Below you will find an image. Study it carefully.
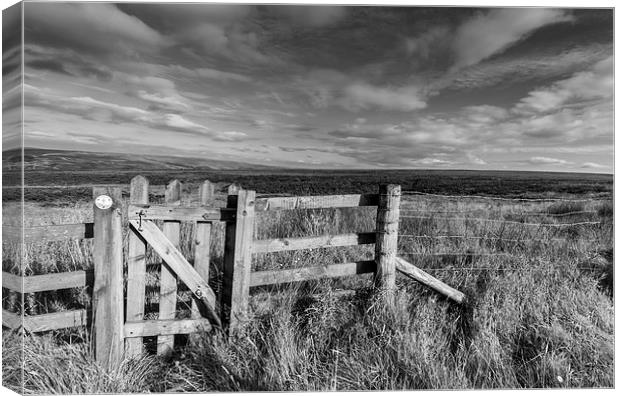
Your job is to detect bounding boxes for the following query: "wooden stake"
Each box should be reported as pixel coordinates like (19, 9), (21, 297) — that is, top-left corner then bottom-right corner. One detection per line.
(374, 184), (400, 299)
(92, 186), (123, 368)
(222, 189), (255, 335)
(158, 179), (181, 355)
(190, 181), (214, 344)
(125, 175), (149, 357)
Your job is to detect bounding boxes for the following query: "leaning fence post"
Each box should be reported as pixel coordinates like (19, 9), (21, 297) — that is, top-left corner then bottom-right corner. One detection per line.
(374, 184), (401, 299)
(222, 188), (255, 335)
(92, 186), (124, 368)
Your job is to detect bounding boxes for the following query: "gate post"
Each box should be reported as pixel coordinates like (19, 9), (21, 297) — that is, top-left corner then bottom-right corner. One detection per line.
(92, 186), (124, 368)
(222, 188), (255, 335)
(374, 184), (401, 300)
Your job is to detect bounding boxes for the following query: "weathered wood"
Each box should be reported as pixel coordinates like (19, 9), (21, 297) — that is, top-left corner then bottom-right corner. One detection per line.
(2, 271), (93, 293)
(158, 179), (181, 355)
(191, 181), (213, 343)
(127, 204), (233, 221)
(128, 220), (221, 327)
(2, 272), (22, 292)
(199, 180), (214, 204)
(125, 318), (212, 338)
(227, 183), (241, 195)
(374, 184), (400, 298)
(255, 194), (379, 211)
(24, 309), (90, 332)
(253, 232), (376, 254)
(221, 189), (255, 334)
(92, 186), (124, 368)
(125, 175), (149, 357)
(3, 223), (94, 243)
(250, 261), (376, 287)
(2, 309), (22, 329)
(395, 257), (466, 304)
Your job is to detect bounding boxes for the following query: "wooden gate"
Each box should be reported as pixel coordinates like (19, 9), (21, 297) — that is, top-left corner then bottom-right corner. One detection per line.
(92, 177), (230, 366)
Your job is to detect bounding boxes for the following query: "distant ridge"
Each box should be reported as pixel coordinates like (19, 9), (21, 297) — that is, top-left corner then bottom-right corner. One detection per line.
(2, 148), (278, 171)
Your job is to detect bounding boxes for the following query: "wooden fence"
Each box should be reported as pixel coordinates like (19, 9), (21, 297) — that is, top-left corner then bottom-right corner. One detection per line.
(2, 176), (464, 368)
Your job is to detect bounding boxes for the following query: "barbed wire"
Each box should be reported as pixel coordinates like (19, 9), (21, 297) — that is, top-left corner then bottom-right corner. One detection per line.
(398, 209), (599, 217)
(401, 190), (611, 202)
(398, 215), (601, 227)
(398, 235), (601, 243)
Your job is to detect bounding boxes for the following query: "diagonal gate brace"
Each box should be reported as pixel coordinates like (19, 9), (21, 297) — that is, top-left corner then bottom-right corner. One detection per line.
(129, 219), (222, 329)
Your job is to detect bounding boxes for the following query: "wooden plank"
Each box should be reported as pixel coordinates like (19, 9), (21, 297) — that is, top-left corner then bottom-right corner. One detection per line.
(24, 309), (90, 332)
(3, 270), (94, 293)
(2, 309), (22, 329)
(250, 261), (376, 287)
(3, 223), (94, 243)
(127, 205), (233, 222)
(191, 181), (213, 343)
(125, 175), (149, 357)
(124, 318), (212, 338)
(374, 184), (400, 298)
(253, 232), (376, 254)
(221, 189), (255, 334)
(395, 257), (466, 304)
(92, 186), (124, 368)
(255, 194), (379, 211)
(2, 272), (22, 292)
(158, 179), (181, 356)
(128, 220), (221, 328)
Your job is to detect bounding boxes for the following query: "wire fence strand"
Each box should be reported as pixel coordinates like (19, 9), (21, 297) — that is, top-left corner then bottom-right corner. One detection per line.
(398, 216), (601, 227)
(401, 190), (611, 202)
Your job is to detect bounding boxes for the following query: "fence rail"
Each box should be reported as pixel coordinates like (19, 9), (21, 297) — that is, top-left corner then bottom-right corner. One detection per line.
(2, 270), (93, 293)
(3, 223), (94, 243)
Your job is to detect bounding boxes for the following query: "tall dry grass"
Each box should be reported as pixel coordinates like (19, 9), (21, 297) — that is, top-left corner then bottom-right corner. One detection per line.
(2, 193), (614, 391)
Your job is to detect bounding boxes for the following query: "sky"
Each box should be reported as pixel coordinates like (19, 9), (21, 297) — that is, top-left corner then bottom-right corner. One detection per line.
(1, 1), (614, 172)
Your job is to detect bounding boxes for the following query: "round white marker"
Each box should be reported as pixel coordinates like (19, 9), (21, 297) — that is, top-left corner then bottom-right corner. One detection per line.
(95, 194), (113, 210)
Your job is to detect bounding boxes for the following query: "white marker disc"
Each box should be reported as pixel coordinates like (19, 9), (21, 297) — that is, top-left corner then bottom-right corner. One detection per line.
(95, 195), (113, 210)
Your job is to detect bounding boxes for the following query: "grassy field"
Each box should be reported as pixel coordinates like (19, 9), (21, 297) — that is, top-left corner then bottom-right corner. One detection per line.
(1, 171), (614, 392)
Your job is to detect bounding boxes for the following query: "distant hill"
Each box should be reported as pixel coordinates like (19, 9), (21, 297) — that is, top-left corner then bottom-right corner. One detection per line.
(2, 148), (277, 172)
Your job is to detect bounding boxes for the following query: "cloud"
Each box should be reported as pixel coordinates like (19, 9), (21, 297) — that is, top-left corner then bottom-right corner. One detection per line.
(340, 83), (427, 112)
(24, 3), (168, 54)
(24, 45), (114, 81)
(528, 156), (571, 165)
(276, 6), (348, 27)
(24, 86), (243, 142)
(452, 9), (573, 70)
(168, 64), (251, 83)
(446, 44), (612, 91)
(515, 56), (613, 113)
(581, 162), (606, 169)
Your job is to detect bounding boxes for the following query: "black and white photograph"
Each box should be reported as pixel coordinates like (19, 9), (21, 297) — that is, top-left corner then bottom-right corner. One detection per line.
(1, 0), (615, 392)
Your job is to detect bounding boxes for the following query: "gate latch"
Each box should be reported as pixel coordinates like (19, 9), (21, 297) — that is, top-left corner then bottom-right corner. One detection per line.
(136, 209), (146, 231)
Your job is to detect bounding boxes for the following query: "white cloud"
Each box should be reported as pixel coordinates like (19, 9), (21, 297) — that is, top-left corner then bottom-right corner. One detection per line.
(581, 162), (606, 169)
(528, 156), (571, 165)
(24, 3), (168, 54)
(516, 56), (613, 113)
(340, 83), (427, 112)
(452, 9), (572, 70)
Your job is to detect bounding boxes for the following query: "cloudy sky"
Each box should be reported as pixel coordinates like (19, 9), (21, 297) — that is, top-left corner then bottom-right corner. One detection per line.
(2, 2), (614, 172)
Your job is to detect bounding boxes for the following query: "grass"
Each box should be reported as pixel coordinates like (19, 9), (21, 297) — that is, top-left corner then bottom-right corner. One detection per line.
(1, 183), (614, 392)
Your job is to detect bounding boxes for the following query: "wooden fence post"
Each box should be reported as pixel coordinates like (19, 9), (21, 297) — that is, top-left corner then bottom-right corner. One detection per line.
(374, 184), (401, 299)
(222, 188), (255, 335)
(92, 186), (123, 368)
(158, 180), (181, 355)
(227, 183), (241, 195)
(190, 181), (214, 344)
(125, 175), (149, 357)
